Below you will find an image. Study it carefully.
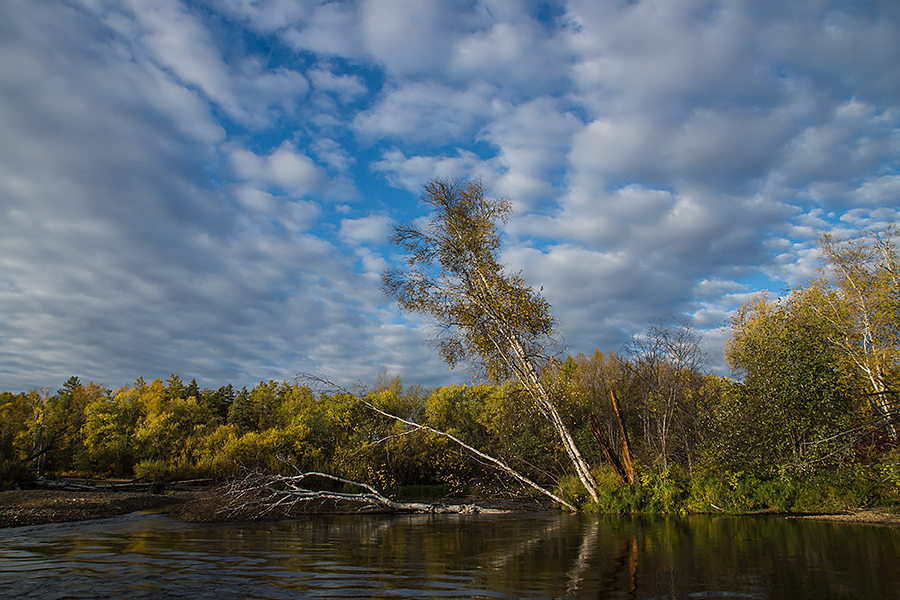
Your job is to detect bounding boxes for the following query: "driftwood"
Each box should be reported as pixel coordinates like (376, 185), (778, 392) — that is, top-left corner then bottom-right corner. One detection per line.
(33, 476), (211, 493)
(216, 471), (503, 517)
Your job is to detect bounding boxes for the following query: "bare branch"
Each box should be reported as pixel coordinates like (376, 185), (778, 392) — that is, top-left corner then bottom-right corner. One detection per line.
(215, 470), (505, 517)
(298, 373), (577, 511)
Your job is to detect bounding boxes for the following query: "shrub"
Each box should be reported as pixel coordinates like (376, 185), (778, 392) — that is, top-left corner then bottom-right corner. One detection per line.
(133, 458), (168, 481)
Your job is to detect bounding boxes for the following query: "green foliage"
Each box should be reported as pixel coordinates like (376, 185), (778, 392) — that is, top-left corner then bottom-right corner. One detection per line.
(556, 474), (592, 509)
(718, 288), (857, 473)
(133, 458), (169, 481)
(680, 464), (900, 515)
(639, 469), (688, 514)
(0, 391), (36, 465)
(587, 467), (641, 514)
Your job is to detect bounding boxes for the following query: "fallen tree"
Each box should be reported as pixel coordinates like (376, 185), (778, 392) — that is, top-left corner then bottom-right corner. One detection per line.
(301, 374), (577, 511)
(191, 373), (578, 520)
(215, 470), (503, 518)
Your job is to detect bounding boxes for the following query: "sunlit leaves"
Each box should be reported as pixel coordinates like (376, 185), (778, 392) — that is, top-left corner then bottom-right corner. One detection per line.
(723, 287), (856, 471)
(382, 178), (557, 382)
(818, 227), (900, 436)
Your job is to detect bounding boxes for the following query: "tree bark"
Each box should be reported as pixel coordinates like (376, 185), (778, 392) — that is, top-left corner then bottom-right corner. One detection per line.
(609, 387), (635, 485)
(589, 413), (629, 485)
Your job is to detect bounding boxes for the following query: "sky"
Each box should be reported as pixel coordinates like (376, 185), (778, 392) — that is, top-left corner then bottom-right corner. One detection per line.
(1, 0), (899, 393)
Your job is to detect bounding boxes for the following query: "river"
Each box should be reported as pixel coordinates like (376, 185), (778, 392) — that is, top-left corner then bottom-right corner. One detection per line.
(0, 511), (897, 599)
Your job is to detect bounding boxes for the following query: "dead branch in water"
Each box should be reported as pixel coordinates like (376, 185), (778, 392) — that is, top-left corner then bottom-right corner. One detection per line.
(299, 373), (577, 511)
(216, 470), (500, 517)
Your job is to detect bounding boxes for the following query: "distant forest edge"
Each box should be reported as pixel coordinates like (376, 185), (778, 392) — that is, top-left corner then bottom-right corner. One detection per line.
(3, 184), (899, 513)
(2, 318), (899, 514)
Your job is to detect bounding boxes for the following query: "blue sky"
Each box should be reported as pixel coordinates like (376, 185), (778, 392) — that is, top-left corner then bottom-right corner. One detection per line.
(1, 0), (899, 392)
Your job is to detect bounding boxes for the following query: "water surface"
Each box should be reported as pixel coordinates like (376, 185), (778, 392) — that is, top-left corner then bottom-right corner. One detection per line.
(1, 511), (897, 599)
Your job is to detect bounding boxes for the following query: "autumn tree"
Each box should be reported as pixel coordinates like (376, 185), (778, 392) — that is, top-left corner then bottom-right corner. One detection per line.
(381, 178), (599, 502)
(82, 386), (142, 475)
(724, 289), (854, 470)
(625, 319), (706, 472)
(818, 227), (900, 439)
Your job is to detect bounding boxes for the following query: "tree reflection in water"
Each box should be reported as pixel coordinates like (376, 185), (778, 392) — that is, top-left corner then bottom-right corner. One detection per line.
(0, 512), (898, 599)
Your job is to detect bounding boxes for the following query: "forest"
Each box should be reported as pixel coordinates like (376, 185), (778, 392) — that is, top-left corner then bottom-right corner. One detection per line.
(2, 181), (899, 514)
(1, 315), (898, 514)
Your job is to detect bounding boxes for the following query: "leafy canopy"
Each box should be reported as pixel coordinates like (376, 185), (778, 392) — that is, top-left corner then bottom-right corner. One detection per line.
(381, 178), (557, 383)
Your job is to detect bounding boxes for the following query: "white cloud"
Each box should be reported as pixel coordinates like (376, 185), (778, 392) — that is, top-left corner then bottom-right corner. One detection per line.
(854, 175), (900, 205)
(127, 0), (235, 108)
(228, 143), (326, 197)
(309, 67), (368, 103)
(565, 0), (773, 117)
(484, 98), (582, 208)
(2, 0), (899, 392)
(449, 20), (570, 96)
(358, 0), (471, 75)
(353, 81), (493, 143)
(126, 0), (308, 127)
(339, 215), (393, 246)
(570, 108), (792, 192)
(280, 2), (365, 57)
(780, 100), (900, 196)
(209, 0), (312, 33)
(372, 149), (498, 192)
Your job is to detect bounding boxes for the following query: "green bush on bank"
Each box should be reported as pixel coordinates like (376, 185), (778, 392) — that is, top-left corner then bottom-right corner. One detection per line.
(573, 461), (900, 515)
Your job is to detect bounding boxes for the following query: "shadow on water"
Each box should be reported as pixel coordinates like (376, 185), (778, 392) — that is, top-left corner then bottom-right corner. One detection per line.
(0, 510), (898, 599)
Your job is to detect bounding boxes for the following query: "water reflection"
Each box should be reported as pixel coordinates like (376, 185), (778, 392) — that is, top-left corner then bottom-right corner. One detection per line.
(0, 511), (897, 599)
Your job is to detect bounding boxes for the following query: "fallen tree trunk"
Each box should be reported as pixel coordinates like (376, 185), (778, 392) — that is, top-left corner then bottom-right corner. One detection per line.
(609, 387), (635, 485)
(216, 471), (503, 517)
(589, 413), (629, 485)
(32, 476), (212, 493)
(301, 374), (577, 511)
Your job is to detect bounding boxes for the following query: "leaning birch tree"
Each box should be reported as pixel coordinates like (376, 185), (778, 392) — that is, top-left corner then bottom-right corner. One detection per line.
(381, 178), (599, 502)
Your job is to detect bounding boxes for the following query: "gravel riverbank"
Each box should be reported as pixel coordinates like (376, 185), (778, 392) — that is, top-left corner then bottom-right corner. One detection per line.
(0, 489), (193, 528)
(2, 488), (898, 528)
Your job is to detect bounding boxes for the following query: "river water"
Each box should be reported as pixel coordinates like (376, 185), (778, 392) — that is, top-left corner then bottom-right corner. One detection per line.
(0, 511), (897, 599)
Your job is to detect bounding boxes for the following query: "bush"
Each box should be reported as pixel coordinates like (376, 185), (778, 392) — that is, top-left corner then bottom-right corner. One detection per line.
(640, 469), (688, 514)
(556, 474), (591, 509)
(133, 458), (169, 481)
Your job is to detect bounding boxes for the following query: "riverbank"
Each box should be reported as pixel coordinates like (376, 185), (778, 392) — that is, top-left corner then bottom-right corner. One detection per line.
(0, 489), (193, 528)
(2, 488), (899, 528)
(0, 488), (544, 527)
(792, 508), (900, 525)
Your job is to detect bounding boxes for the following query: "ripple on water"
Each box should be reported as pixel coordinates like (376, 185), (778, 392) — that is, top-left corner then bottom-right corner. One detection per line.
(1, 512), (899, 600)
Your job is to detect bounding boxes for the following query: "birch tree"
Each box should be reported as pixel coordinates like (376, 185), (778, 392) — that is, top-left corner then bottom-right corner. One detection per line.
(819, 227), (900, 440)
(381, 178), (599, 502)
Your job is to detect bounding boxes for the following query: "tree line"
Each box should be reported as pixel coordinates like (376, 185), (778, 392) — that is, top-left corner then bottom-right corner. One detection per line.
(2, 180), (898, 513)
(1, 314), (896, 512)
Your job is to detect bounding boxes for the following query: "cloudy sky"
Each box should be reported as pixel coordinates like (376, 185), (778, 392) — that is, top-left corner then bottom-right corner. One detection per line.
(1, 0), (898, 392)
